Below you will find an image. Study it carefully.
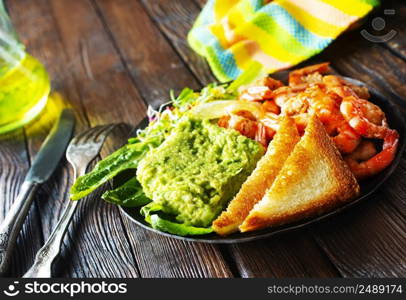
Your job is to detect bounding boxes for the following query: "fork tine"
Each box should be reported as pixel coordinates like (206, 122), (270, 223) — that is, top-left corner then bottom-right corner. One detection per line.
(80, 125), (105, 144)
(70, 129), (90, 145)
(75, 124), (112, 144)
(25, 122), (124, 278)
(81, 124), (115, 144)
(68, 126), (101, 147)
(94, 124), (116, 142)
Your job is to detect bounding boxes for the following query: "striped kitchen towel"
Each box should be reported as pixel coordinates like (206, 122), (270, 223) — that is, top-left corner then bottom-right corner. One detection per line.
(188, 0), (379, 82)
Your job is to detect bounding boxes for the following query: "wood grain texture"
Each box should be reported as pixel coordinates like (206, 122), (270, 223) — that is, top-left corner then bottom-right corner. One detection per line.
(7, 0), (143, 278)
(0, 130), (43, 276)
(194, 0), (207, 9)
(141, 0), (341, 278)
(307, 27), (406, 277)
(382, 1), (406, 61)
(312, 191), (406, 277)
(1, 0), (405, 279)
(121, 217), (233, 278)
(381, 157), (406, 215)
(8, 0), (234, 278)
(94, 0), (233, 278)
(229, 232), (339, 278)
(141, 0), (217, 85)
(94, 0), (200, 107)
(323, 36), (406, 114)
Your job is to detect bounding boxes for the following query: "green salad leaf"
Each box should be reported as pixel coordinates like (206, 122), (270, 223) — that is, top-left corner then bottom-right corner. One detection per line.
(171, 87), (196, 108)
(141, 202), (213, 236)
(102, 177), (150, 207)
(70, 81), (252, 236)
(70, 137), (159, 201)
(150, 215), (213, 236)
(71, 84), (236, 202)
(140, 202), (164, 224)
(227, 61), (267, 92)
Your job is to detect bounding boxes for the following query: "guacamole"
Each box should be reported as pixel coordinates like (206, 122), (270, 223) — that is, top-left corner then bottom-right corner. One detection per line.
(136, 117), (264, 227)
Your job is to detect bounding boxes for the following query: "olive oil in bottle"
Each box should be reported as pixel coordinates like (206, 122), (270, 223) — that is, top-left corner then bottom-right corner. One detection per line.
(0, 0), (50, 134)
(0, 53), (50, 134)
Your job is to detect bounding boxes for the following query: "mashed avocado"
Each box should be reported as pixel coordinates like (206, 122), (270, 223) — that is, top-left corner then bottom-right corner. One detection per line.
(136, 117), (264, 227)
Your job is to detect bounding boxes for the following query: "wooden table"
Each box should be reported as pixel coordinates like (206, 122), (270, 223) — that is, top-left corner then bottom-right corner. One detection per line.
(1, 0), (405, 278)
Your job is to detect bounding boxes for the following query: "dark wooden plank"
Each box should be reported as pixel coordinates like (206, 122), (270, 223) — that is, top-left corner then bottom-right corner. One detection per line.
(381, 0), (406, 111)
(141, 0), (217, 85)
(122, 227), (233, 278)
(0, 130), (43, 276)
(140, 0), (341, 278)
(382, 1), (406, 61)
(302, 29), (406, 277)
(131, 0), (406, 278)
(94, 0), (201, 108)
(195, 0), (207, 9)
(6, 0), (404, 279)
(325, 39), (406, 114)
(235, 26), (406, 278)
(8, 0), (232, 279)
(229, 232), (339, 278)
(381, 157), (406, 216)
(45, 0), (231, 278)
(323, 35), (406, 117)
(7, 0), (142, 278)
(93, 0), (234, 278)
(313, 190), (406, 277)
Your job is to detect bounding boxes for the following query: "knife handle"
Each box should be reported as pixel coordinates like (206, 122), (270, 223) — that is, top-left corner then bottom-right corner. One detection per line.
(23, 200), (79, 278)
(23, 167), (85, 278)
(0, 181), (38, 275)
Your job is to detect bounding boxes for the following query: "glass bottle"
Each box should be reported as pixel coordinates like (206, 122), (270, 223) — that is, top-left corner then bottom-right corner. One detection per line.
(0, 1), (50, 134)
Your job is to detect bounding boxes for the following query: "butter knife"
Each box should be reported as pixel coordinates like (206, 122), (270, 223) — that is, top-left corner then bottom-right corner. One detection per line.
(0, 109), (75, 275)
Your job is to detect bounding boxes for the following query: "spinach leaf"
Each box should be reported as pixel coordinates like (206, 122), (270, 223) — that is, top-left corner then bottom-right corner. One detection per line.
(70, 137), (160, 201)
(140, 203), (213, 236)
(150, 215), (213, 236)
(102, 177), (150, 207)
(140, 202), (164, 224)
(70, 84), (238, 205)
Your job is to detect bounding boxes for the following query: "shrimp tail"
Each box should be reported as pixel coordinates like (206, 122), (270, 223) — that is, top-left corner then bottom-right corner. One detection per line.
(345, 130), (399, 180)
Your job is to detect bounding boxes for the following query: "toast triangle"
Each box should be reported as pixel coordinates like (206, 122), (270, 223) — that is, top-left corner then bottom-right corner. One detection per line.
(240, 114), (360, 232)
(213, 116), (300, 235)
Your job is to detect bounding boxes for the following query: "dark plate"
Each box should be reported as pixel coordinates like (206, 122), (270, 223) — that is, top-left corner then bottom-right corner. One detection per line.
(118, 78), (406, 243)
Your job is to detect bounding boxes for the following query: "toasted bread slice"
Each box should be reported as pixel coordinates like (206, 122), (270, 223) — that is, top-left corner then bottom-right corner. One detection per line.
(213, 117), (300, 235)
(240, 114), (360, 232)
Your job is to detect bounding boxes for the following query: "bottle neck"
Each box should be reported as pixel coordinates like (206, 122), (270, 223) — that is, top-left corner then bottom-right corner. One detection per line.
(0, 0), (25, 76)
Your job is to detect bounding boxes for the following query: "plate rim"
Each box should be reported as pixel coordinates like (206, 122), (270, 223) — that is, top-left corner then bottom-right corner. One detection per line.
(118, 77), (406, 244)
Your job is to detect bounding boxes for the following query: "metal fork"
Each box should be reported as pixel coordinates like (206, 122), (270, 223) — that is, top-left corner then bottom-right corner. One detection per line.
(23, 124), (116, 278)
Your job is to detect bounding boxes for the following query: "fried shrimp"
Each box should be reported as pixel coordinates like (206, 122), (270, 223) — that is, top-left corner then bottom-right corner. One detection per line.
(344, 130), (399, 179)
(340, 96), (388, 139)
(238, 77), (283, 101)
(226, 62), (399, 179)
(332, 121), (361, 154)
(288, 62), (330, 87)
